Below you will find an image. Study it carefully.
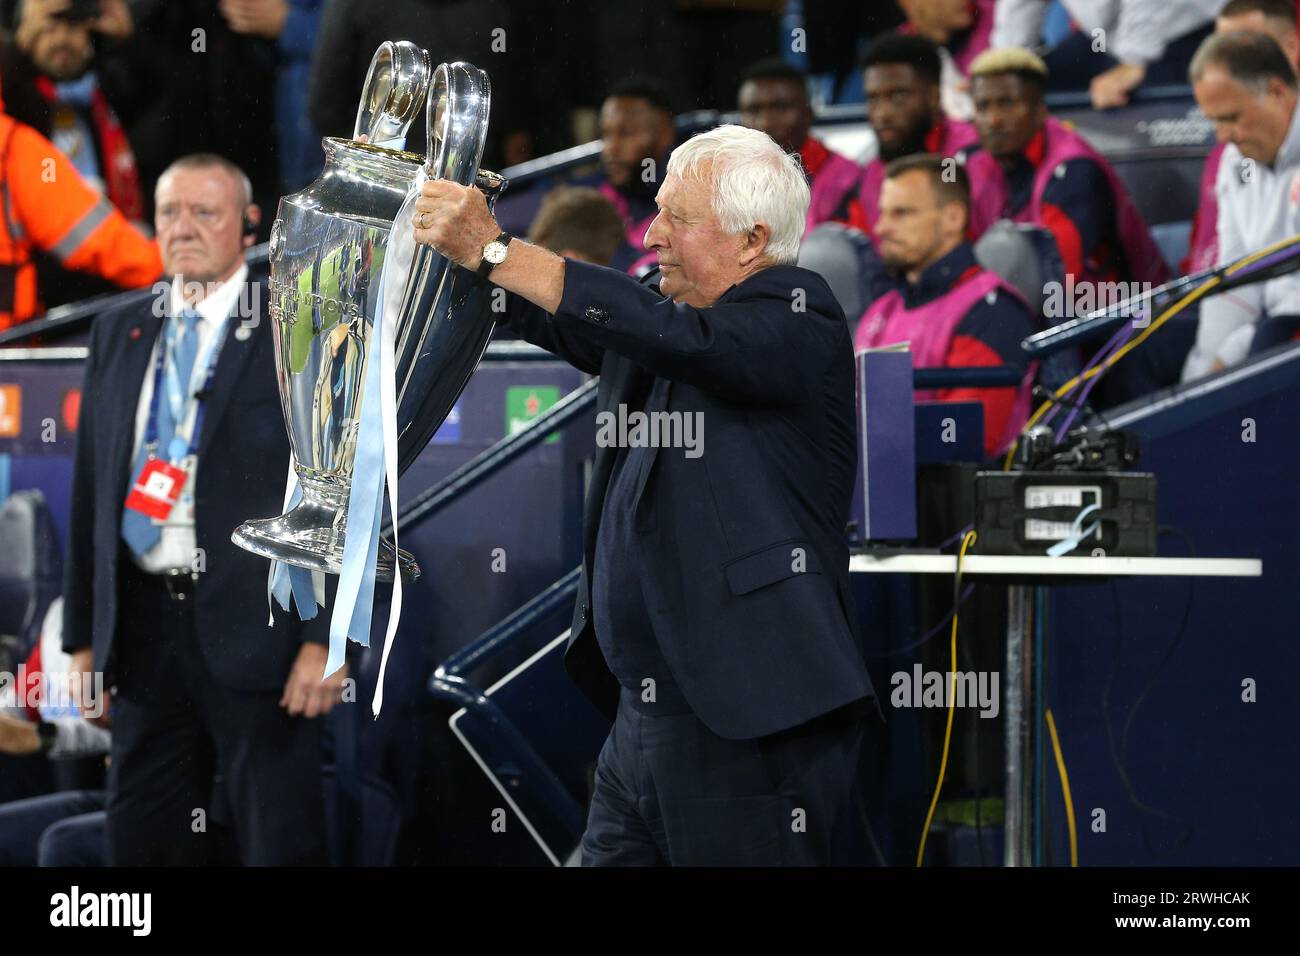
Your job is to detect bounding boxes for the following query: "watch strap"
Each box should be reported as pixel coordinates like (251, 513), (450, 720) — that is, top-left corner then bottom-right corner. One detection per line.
(477, 232), (513, 279)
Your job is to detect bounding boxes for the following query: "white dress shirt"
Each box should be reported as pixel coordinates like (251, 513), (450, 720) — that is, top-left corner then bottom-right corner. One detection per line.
(129, 263), (248, 572)
(1181, 99), (1300, 382)
(994, 0), (1225, 66)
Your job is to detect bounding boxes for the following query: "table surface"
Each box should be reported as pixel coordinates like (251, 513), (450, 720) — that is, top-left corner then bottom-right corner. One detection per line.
(848, 553), (1262, 577)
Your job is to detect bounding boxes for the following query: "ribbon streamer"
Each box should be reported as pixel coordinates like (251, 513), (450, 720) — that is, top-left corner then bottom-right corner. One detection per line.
(268, 459), (324, 623)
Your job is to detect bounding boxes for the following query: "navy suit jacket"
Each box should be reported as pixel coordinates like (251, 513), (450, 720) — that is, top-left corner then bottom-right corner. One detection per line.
(61, 267), (328, 691)
(508, 259), (880, 739)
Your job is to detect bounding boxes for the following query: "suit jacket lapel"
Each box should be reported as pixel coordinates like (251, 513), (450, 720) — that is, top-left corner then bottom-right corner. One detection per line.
(108, 310), (164, 500)
(631, 372), (672, 508)
(196, 299), (261, 461)
(583, 355), (653, 564)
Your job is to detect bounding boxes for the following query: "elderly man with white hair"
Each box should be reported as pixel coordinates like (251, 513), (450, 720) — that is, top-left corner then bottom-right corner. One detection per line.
(413, 124), (882, 867)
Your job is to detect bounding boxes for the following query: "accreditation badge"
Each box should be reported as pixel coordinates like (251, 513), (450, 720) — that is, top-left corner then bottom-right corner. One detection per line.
(123, 457), (189, 521)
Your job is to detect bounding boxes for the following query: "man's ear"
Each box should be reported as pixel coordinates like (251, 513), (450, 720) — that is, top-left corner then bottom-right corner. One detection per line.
(242, 204), (261, 248)
(739, 221), (771, 267)
(942, 201), (966, 239)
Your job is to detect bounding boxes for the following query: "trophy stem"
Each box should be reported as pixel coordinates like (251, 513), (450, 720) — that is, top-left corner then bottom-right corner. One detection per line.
(231, 474), (420, 583)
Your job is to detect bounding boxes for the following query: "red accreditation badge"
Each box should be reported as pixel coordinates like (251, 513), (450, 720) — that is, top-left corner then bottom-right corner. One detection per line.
(124, 458), (189, 521)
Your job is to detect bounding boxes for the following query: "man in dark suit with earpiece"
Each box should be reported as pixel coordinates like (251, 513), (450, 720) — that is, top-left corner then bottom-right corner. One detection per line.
(61, 153), (340, 866)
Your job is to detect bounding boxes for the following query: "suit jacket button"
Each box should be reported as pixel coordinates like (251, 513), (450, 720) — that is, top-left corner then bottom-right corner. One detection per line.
(580, 602), (588, 619)
(584, 306), (609, 324)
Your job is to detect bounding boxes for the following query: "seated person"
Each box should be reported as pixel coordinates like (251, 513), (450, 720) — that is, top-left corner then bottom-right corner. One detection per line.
(0, 789), (107, 866)
(493, 77), (675, 277)
(496, 186), (630, 340)
(855, 33), (978, 239)
(1183, 29), (1300, 379)
(856, 153), (1035, 459)
(896, 0), (998, 119)
(580, 76), (677, 276)
(992, 0), (1223, 109)
(736, 56), (862, 235)
(1185, 0), (1299, 274)
(962, 48), (1170, 287)
(0, 596), (111, 867)
(528, 186), (627, 267)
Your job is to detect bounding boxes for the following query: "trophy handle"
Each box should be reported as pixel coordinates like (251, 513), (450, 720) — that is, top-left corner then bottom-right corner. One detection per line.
(353, 40), (431, 149)
(474, 169), (508, 204)
(424, 61), (491, 182)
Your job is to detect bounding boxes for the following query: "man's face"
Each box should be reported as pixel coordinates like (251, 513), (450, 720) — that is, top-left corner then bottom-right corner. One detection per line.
(972, 73), (1045, 158)
(1216, 13), (1300, 71)
(1193, 64), (1295, 165)
(154, 167), (247, 286)
(865, 64), (941, 160)
(644, 170), (754, 308)
(874, 169), (961, 273)
(600, 96), (673, 191)
(737, 77), (812, 154)
(23, 8), (94, 81)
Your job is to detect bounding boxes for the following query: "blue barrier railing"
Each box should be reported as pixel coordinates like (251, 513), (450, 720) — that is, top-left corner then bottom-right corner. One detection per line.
(386, 376), (597, 535)
(427, 566), (587, 848)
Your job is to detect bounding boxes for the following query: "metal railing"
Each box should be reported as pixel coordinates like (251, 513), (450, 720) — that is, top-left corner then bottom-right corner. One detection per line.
(427, 567), (587, 847)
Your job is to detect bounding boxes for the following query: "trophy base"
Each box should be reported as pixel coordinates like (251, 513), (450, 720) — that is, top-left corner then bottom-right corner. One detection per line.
(232, 512), (421, 584)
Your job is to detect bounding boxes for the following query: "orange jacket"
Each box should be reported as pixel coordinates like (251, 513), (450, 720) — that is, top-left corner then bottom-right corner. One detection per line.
(0, 111), (161, 331)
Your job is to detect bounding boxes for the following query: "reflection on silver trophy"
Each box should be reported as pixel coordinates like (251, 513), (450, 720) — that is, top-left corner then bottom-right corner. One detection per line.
(231, 42), (506, 582)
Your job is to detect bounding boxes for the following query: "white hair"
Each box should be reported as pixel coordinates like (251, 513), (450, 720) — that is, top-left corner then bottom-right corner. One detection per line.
(664, 124), (809, 264)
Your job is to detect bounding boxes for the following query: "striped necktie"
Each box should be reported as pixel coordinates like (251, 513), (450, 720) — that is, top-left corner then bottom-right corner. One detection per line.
(121, 310), (200, 558)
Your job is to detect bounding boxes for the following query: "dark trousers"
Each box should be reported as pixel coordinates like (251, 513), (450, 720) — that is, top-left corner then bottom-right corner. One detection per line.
(40, 806), (108, 866)
(581, 687), (868, 866)
(107, 557), (328, 866)
(0, 789), (106, 866)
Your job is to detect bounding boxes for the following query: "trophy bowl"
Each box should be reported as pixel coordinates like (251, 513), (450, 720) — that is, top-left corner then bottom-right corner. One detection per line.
(232, 56), (505, 582)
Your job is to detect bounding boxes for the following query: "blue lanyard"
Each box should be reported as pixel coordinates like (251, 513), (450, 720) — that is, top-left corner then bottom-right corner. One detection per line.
(143, 314), (225, 462)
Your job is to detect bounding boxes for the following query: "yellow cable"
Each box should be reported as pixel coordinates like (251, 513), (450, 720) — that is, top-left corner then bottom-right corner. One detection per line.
(1045, 707), (1078, 867)
(916, 529), (977, 867)
(1001, 235), (1300, 470)
(995, 239), (1300, 862)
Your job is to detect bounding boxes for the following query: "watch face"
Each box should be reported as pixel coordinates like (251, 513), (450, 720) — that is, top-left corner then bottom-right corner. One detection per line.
(484, 241), (508, 265)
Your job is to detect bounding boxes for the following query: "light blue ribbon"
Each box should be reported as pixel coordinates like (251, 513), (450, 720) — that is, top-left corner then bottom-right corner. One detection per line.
(324, 270), (391, 677)
(1047, 502), (1103, 557)
(268, 478), (320, 622)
